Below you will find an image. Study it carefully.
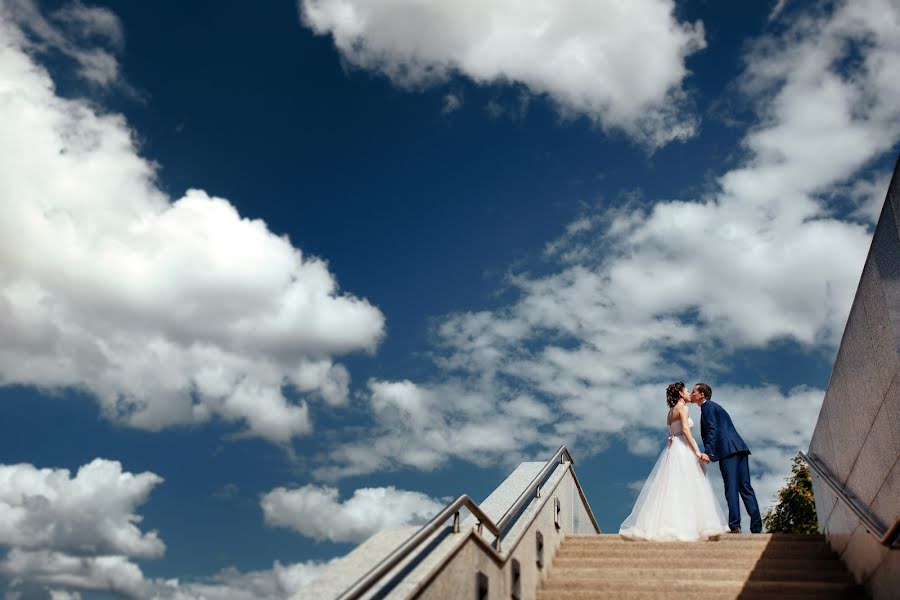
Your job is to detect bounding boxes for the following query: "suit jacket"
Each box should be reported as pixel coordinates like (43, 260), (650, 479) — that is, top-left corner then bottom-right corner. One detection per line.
(699, 400), (750, 462)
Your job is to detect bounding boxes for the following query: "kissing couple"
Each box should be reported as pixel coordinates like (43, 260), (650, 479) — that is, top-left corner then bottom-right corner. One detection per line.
(619, 382), (763, 541)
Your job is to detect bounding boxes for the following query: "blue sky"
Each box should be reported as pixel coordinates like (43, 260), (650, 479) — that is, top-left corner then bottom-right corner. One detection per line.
(1, 0), (899, 598)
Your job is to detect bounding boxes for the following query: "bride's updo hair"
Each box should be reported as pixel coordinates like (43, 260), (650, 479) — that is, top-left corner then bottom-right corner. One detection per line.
(666, 381), (686, 408)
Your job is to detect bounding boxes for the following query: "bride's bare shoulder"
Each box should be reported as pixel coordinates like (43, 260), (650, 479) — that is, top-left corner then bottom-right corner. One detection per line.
(667, 404), (685, 423)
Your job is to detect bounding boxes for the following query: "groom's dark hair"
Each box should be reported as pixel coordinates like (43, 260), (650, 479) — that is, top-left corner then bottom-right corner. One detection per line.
(695, 383), (712, 400)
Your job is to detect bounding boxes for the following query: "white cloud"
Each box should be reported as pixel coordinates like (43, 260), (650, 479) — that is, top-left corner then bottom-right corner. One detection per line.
(5, 581), (83, 600)
(843, 171), (894, 224)
(2, 551), (333, 600)
(0, 459), (162, 599)
(0, 457), (334, 599)
(1, 550), (147, 599)
(300, 0), (706, 148)
(316, 379), (554, 480)
(321, 0), (900, 511)
(0, 460), (164, 558)
(0, 0), (124, 86)
(51, 2), (125, 50)
(0, 7), (385, 442)
(261, 482), (444, 543)
(146, 560), (334, 600)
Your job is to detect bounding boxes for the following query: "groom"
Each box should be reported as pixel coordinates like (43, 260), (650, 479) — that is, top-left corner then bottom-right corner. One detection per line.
(691, 383), (762, 534)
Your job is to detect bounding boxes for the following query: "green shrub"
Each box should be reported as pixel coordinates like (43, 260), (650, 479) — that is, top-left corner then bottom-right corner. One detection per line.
(763, 453), (820, 534)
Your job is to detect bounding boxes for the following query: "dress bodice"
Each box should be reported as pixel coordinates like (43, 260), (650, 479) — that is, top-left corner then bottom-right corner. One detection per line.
(669, 417), (693, 435)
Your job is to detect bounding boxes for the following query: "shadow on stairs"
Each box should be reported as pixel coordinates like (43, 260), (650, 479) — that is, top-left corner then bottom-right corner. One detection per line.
(537, 533), (865, 599)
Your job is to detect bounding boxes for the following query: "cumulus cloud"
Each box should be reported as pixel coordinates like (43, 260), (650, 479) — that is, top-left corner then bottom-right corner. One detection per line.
(0, 459), (161, 598)
(0, 460), (164, 559)
(317, 379), (554, 480)
(145, 560), (334, 600)
(5, 585), (83, 600)
(1, 550), (147, 599)
(0, 6), (385, 442)
(322, 0), (900, 514)
(300, 0), (706, 148)
(2, 551), (332, 600)
(0, 458), (333, 599)
(261, 482), (444, 543)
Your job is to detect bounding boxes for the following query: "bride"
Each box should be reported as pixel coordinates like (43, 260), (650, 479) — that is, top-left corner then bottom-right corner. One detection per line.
(619, 381), (729, 541)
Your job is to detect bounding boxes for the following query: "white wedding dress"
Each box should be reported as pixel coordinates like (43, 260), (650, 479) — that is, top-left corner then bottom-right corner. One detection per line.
(619, 417), (729, 541)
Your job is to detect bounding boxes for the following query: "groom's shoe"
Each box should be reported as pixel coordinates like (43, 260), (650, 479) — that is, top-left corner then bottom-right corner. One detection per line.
(728, 529), (742, 534)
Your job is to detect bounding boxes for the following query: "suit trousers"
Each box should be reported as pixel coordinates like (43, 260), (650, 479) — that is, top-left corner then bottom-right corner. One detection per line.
(719, 452), (762, 533)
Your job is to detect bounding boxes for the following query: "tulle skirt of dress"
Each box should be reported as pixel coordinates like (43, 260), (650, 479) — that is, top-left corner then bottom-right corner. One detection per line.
(619, 434), (729, 541)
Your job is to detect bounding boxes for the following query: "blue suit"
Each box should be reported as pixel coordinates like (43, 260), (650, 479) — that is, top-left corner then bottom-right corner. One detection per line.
(700, 399), (762, 533)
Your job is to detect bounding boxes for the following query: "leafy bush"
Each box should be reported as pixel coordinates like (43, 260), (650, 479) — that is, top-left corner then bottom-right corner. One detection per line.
(763, 453), (820, 534)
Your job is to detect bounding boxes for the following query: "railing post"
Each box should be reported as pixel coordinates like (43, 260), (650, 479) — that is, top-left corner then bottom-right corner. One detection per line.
(453, 511), (460, 533)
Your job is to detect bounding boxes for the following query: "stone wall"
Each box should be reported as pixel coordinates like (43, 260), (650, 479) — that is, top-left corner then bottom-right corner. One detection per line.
(808, 156), (900, 599)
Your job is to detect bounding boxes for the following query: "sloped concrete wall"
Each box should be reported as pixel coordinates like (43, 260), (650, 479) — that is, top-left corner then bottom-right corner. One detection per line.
(808, 157), (900, 599)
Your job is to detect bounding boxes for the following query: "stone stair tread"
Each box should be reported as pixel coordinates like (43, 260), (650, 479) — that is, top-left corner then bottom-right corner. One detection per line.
(554, 548), (836, 559)
(550, 556), (844, 570)
(563, 536), (826, 543)
(566, 533), (826, 544)
(538, 534), (859, 600)
(537, 589), (864, 600)
(561, 538), (829, 549)
(545, 566), (853, 582)
(556, 539), (834, 550)
(555, 547), (834, 557)
(541, 579), (861, 592)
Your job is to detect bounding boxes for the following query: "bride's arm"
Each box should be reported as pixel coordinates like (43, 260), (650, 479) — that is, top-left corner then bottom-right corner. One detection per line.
(678, 406), (703, 458)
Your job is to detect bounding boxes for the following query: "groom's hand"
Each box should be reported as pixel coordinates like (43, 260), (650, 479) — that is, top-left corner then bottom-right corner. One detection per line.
(699, 453), (711, 463)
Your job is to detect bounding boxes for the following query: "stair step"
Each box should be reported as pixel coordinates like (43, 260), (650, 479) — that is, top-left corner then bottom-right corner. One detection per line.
(537, 588), (864, 600)
(539, 579), (863, 596)
(550, 556), (845, 571)
(545, 566), (853, 583)
(561, 537), (829, 550)
(554, 547), (836, 560)
(538, 534), (858, 599)
(569, 533), (826, 542)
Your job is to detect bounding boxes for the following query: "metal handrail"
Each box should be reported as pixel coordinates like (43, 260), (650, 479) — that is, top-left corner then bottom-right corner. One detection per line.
(336, 494), (500, 600)
(336, 445), (592, 600)
(496, 445), (600, 537)
(800, 451), (899, 549)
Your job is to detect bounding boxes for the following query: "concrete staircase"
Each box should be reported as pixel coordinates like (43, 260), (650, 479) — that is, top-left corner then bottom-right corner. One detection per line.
(538, 533), (865, 599)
